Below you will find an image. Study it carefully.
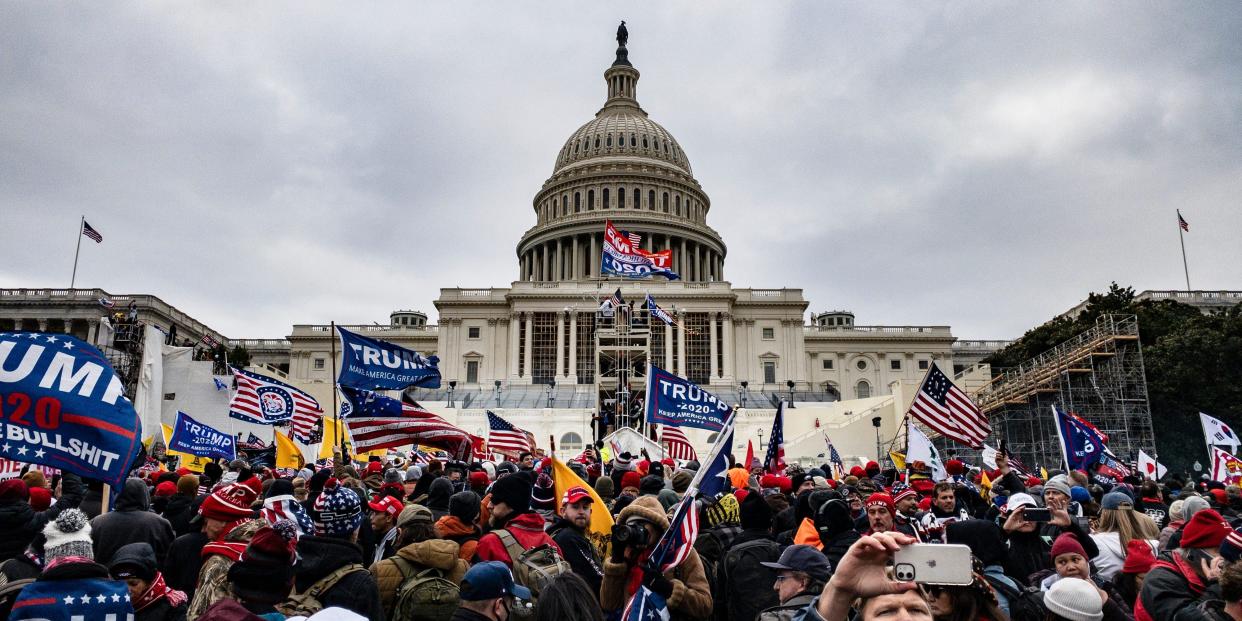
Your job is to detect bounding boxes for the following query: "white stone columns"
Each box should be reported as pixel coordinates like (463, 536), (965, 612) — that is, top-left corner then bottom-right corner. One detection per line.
(568, 313), (578, 382)
(664, 323), (673, 370)
(590, 236), (599, 278)
(676, 313), (687, 376)
(709, 314), (719, 381)
(555, 313), (565, 377)
(508, 315), (521, 380)
(721, 314), (734, 382)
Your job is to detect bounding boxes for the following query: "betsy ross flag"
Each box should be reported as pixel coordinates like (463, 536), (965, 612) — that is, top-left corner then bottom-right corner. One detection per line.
(487, 410), (533, 456)
(229, 367), (323, 442)
(764, 401), (786, 473)
(82, 220), (103, 243)
(340, 387), (472, 458)
(661, 425), (697, 461)
(908, 362), (989, 448)
(1178, 210), (1190, 232)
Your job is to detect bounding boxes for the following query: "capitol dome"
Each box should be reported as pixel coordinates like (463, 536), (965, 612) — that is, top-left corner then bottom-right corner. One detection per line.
(517, 31), (726, 283)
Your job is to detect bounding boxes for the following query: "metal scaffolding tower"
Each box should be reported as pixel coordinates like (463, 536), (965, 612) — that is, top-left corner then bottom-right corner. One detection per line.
(973, 314), (1155, 470)
(595, 305), (651, 438)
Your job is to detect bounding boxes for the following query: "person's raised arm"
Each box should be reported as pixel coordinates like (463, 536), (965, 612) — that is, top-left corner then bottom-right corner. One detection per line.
(813, 532), (920, 621)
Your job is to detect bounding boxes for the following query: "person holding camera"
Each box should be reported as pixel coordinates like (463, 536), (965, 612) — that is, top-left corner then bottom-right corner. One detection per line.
(600, 496), (712, 620)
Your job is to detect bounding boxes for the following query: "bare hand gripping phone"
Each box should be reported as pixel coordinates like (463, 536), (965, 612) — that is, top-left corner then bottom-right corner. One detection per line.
(892, 544), (974, 585)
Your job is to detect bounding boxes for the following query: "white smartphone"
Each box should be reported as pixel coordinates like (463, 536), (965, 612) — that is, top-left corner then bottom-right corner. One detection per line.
(892, 544), (974, 585)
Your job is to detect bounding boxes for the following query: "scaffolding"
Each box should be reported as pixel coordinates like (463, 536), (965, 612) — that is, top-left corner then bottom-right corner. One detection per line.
(596, 306), (651, 437)
(971, 314), (1155, 470)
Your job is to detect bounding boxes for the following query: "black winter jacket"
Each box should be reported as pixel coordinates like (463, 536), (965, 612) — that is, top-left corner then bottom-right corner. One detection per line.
(161, 531), (208, 601)
(90, 478), (175, 565)
(548, 515), (604, 598)
(0, 472), (84, 562)
(294, 535), (384, 621)
(160, 493), (198, 537)
(1138, 551), (1219, 621)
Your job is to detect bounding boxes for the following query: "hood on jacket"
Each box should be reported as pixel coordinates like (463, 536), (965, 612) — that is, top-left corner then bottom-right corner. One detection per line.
(108, 541), (158, 580)
(426, 478), (454, 510)
(435, 515), (478, 538)
(115, 478), (151, 512)
(295, 534), (365, 587)
(396, 538), (464, 572)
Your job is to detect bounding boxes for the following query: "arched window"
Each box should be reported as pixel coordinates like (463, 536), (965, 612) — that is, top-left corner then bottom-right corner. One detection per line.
(649, 190), (656, 211)
(643, 136), (649, 149)
(606, 134), (612, 147)
(856, 380), (871, 399)
(561, 195), (568, 216)
(574, 193), (581, 213)
(574, 142), (579, 154)
(664, 142), (670, 154)
(662, 192), (669, 213)
(630, 133), (637, 147)
(560, 432), (584, 453)
(675, 195), (681, 216)
(602, 188), (610, 209)
(618, 187), (625, 208)
(633, 188), (640, 209)
(587, 189), (595, 210)
(594, 136), (600, 149)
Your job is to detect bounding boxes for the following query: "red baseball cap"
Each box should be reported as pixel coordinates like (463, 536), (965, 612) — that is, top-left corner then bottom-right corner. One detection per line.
(368, 494), (403, 518)
(561, 486), (594, 505)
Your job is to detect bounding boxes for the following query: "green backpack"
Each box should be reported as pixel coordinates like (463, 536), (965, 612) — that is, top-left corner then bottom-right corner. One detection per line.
(494, 529), (571, 601)
(390, 557), (460, 621)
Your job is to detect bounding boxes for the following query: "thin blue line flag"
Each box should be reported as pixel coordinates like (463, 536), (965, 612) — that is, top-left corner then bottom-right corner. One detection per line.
(336, 326), (441, 391)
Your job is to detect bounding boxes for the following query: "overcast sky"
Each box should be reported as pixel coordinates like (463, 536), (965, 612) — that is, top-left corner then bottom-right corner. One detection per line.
(2, 3), (1240, 340)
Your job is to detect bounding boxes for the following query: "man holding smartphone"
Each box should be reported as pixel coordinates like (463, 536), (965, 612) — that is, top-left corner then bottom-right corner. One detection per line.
(1000, 492), (1099, 586)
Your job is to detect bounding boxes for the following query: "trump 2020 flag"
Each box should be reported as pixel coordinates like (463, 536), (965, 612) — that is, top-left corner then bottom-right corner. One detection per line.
(168, 411), (236, 461)
(601, 220), (680, 280)
(0, 332), (141, 487)
(1052, 405), (1107, 471)
(11, 577), (134, 620)
(644, 364), (731, 432)
(336, 325), (441, 391)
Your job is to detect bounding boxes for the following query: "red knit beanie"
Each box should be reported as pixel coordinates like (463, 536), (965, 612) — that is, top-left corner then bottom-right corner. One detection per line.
(1182, 509), (1232, 549)
(865, 493), (895, 514)
(621, 471), (642, 491)
(1122, 539), (1157, 574)
(945, 459), (965, 476)
(1050, 532), (1087, 559)
(849, 466), (866, 478)
(28, 486), (52, 511)
(154, 481), (177, 498)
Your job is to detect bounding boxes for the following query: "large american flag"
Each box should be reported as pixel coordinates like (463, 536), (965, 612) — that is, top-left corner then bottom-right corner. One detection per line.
(764, 401), (786, 473)
(341, 387), (472, 458)
(646, 486), (699, 572)
(660, 425), (697, 461)
(487, 410), (533, 456)
(908, 362), (989, 448)
(228, 367), (323, 442)
(824, 434), (844, 475)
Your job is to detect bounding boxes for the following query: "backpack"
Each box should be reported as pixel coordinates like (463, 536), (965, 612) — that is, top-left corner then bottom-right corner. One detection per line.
(695, 524), (741, 588)
(494, 529), (571, 600)
(276, 563), (367, 617)
(390, 557), (460, 621)
(717, 538), (782, 621)
(984, 574), (1044, 621)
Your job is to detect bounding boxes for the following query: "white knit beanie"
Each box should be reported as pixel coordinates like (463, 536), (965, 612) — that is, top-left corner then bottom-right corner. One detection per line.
(1044, 577), (1103, 621)
(43, 508), (94, 562)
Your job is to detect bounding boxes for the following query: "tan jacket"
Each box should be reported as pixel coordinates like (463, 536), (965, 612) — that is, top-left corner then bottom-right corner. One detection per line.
(368, 538), (468, 618)
(601, 548), (713, 621)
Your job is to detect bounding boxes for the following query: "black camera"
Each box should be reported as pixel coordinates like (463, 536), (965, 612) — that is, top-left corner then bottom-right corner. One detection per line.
(611, 522), (651, 548)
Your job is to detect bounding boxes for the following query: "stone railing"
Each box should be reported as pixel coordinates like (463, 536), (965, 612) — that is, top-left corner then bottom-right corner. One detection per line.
(806, 325), (952, 337)
(0, 288), (226, 342)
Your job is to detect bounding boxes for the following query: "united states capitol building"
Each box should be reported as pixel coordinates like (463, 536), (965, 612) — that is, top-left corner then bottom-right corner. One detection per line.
(1, 35), (1039, 462)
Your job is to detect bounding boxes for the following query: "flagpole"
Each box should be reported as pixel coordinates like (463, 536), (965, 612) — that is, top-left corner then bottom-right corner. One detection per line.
(1177, 210), (1191, 292)
(70, 215), (84, 289)
(330, 321), (344, 460)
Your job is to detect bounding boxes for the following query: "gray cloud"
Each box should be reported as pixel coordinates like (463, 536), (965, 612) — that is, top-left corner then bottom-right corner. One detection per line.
(2, 3), (1239, 339)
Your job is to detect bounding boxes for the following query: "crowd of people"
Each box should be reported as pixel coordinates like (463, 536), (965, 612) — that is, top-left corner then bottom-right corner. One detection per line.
(2, 445), (1242, 621)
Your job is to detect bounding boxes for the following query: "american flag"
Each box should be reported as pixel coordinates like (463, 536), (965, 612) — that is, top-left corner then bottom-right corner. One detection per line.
(824, 434), (844, 475)
(202, 333), (219, 348)
(1178, 210), (1190, 232)
(624, 230), (642, 248)
(81, 220), (103, 243)
(260, 495), (315, 537)
(342, 387), (472, 458)
(239, 432), (267, 450)
(646, 483), (700, 572)
(764, 401), (787, 473)
(660, 425), (697, 461)
(487, 410), (533, 456)
(228, 367), (323, 442)
(908, 362), (989, 448)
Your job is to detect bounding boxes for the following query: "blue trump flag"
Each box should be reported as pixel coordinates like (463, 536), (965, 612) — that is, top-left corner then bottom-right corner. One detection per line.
(644, 364), (730, 432)
(168, 411), (236, 461)
(11, 577), (134, 620)
(336, 326), (441, 391)
(1051, 404), (1106, 471)
(0, 332), (141, 487)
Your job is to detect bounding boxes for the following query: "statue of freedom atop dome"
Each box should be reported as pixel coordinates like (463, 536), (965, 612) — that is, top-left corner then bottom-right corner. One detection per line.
(617, 21), (628, 48)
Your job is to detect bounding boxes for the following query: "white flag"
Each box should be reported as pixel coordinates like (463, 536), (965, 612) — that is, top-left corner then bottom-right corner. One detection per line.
(981, 444), (1000, 470)
(907, 422), (948, 481)
(1201, 412), (1240, 453)
(1137, 450), (1166, 481)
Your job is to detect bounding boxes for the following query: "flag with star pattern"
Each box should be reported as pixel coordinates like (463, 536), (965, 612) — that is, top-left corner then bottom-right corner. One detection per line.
(11, 577), (134, 620)
(907, 362), (989, 448)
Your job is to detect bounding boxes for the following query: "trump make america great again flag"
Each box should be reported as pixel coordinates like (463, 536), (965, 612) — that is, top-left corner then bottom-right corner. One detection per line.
(229, 367), (323, 442)
(0, 332), (141, 487)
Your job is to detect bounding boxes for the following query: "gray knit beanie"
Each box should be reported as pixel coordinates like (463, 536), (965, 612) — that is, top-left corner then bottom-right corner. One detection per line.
(44, 508), (93, 563)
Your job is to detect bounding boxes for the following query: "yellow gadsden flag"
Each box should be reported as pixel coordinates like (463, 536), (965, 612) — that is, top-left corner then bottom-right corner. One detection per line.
(551, 457), (614, 556)
(889, 451), (906, 471)
(319, 417), (352, 459)
(275, 430), (305, 469)
(162, 424), (207, 473)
